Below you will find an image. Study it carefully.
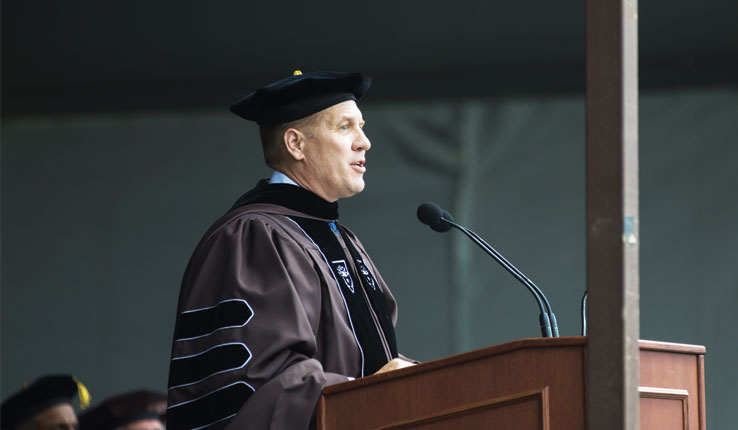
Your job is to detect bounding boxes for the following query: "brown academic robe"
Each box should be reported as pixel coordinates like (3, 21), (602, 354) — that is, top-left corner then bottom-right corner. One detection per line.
(167, 202), (398, 430)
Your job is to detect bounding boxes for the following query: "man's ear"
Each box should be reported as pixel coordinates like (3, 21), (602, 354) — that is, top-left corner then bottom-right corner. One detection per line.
(283, 128), (306, 161)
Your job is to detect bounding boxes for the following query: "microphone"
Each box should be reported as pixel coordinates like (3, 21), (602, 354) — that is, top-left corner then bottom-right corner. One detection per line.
(417, 202), (559, 338)
(417, 202), (453, 232)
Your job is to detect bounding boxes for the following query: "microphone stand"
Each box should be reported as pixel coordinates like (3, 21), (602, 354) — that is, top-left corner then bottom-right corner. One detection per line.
(442, 216), (558, 338)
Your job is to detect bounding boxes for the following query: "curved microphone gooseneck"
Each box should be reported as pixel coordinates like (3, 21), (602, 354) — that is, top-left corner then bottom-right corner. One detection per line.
(417, 202), (559, 338)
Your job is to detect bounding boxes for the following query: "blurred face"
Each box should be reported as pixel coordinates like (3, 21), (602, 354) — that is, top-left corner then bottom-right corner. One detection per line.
(120, 418), (165, 430)
(28, 403), (78, 430)
(294, 100), (371, 202)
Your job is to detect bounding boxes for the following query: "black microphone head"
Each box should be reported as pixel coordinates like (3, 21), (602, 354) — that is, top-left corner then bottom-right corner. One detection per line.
(432, 210), (454, 232)
(418, 202), (454, 233)
(417, 202), (443, 226)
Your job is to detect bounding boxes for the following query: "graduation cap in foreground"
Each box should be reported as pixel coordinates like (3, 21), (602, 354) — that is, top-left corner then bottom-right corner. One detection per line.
(78, 390), (167, 430)
(1, 375), (90, 429)
(230, 70), (371, 125)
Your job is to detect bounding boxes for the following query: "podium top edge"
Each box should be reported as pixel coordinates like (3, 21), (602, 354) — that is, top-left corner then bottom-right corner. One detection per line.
(638, 339), (706, 354)
(321, 337), (706, 396)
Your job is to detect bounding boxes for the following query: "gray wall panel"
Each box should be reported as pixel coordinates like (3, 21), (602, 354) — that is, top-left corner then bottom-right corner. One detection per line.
(2, 88), (736, 427)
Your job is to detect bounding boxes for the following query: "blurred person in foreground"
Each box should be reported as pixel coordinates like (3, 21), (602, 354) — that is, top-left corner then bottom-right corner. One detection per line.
(1, 374), (90, 430)
(166, 71), (414, 430)
(79, 390), (166, 430)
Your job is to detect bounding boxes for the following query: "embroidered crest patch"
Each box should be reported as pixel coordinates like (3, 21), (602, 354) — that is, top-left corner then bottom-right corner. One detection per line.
(356, 258), (379, 291)
(331, 259), (355, 293)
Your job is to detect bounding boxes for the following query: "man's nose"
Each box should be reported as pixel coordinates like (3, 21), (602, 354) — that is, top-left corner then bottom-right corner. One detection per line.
(355, 129), (371, 151)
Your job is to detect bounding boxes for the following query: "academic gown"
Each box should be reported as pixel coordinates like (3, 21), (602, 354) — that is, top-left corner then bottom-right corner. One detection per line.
(166, 182), (399, 430)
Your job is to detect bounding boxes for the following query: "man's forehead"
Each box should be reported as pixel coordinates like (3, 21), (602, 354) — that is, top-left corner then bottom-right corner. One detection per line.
(34, 402), (78, 426)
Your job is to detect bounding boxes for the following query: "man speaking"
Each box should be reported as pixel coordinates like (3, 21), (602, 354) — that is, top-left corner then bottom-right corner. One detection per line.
(166, 71), (412, 430)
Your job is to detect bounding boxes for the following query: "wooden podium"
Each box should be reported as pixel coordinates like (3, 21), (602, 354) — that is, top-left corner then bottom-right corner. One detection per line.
(317, 337), (705, 430)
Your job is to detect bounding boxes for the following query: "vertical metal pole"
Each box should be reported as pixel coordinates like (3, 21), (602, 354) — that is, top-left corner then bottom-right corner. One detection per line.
(585, 0), (640, 429)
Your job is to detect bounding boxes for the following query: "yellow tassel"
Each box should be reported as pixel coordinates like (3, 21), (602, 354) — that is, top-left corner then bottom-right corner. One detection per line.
(74, 378), (91, 409)
(293, 70), (302, 76)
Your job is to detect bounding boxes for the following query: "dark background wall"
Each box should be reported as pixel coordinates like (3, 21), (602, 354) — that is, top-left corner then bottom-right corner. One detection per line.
(2, 1), (737, 428)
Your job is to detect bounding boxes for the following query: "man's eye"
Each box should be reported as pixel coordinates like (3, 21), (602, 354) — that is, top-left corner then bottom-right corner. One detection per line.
(339, 125), (348, 131)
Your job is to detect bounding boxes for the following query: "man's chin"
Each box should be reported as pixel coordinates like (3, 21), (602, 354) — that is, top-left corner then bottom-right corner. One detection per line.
(337, 183), (365, 200)
(352, 181), (366, 196)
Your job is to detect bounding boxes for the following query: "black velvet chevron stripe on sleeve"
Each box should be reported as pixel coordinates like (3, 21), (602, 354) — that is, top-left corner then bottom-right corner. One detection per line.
(174, 299), (254, 341)
(169, 343), (252, 389)
(167, 382), (253, 430)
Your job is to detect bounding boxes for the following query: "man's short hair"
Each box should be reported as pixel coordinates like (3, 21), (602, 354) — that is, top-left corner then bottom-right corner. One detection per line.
(258, 111), (324, 168)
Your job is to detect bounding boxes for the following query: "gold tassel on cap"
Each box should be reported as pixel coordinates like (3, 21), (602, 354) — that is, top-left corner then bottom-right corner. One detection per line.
(74, 377), (91, 409)
(293, 70), (302, 76)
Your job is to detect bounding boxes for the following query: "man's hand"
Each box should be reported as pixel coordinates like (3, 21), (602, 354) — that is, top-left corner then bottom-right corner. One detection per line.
(373, 358), (416, 375)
